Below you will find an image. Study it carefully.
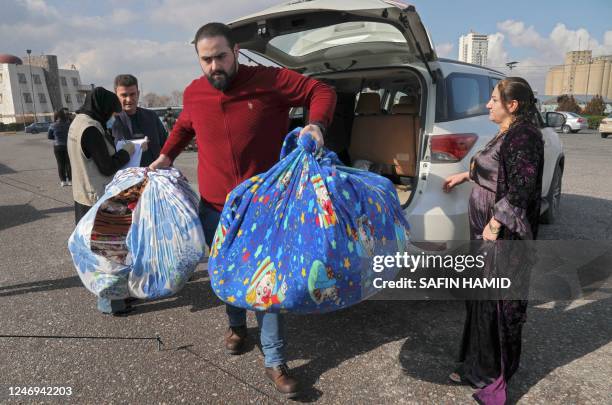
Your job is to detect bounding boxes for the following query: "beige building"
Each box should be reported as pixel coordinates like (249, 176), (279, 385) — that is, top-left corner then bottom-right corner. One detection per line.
(545, 50), (612, 99)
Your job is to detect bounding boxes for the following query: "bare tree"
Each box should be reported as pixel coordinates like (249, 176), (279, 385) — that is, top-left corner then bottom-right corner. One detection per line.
(583, 95), (605, 116)
(556, 94), (581, 114)
(142, 92), (171, 107)
(171, 90), (184, 106)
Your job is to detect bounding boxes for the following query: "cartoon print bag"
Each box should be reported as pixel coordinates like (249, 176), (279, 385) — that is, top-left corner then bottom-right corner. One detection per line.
(208, 128), (410, 314)
(68, 167), (205, 300)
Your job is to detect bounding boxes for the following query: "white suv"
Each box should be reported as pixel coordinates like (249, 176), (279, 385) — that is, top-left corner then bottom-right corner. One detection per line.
(230, 0), (565, 245)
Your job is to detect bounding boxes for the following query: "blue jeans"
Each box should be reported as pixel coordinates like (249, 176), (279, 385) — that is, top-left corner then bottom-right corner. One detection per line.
(199, 199), (286, 367)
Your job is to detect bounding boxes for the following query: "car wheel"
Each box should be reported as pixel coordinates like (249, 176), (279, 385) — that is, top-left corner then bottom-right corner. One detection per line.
(562, 125), (571, 134)
(602, 133), (609, 139)
(540, 165), (562, 224)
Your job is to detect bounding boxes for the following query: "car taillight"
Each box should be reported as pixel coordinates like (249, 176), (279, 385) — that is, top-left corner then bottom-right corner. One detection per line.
(430, 133), (478, 163)
(577, 118), (585, 123)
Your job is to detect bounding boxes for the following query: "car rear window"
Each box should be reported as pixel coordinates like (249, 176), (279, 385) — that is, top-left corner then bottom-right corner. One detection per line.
(269, 21), (405, 57)
(436, 73), (490, 122)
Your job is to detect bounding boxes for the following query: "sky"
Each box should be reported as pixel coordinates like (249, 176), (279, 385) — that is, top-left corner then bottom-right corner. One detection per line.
(1, 0), (611, 96)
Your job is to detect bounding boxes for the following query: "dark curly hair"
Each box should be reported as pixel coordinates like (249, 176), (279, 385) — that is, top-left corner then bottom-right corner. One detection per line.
(496, 77), (539, 128)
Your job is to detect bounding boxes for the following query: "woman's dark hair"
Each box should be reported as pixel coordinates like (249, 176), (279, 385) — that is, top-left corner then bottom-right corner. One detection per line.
(54, 108), (67, 122)
(496, 77), (539, 127)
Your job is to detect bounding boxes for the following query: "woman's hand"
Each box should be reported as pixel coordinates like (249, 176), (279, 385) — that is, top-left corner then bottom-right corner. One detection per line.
(483, 218), (502, 241)
(443, 172), (470, 193)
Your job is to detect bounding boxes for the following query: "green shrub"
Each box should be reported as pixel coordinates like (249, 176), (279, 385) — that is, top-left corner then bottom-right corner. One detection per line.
(0, 122), (27, 132)
(583, 115), (605, 129)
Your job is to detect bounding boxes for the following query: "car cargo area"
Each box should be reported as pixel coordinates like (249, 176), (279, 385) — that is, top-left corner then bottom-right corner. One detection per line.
(292, 68), (425, 206)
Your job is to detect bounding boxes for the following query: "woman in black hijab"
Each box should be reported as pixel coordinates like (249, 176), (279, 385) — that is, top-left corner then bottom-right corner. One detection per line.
(67, 87), (136, 223)
(67, 87), (138, 315)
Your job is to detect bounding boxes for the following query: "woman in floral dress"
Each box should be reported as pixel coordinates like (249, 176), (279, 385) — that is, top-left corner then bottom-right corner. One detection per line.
(442, 77), (545, 404)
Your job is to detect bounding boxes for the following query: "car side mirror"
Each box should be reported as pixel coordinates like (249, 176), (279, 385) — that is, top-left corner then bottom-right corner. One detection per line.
(545, 112), (566, 128)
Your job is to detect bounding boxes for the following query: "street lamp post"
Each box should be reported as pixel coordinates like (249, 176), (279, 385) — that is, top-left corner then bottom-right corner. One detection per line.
(19, 90), (26, 131)
(585, 59), (592, 106)
(26, 49), (38, 123)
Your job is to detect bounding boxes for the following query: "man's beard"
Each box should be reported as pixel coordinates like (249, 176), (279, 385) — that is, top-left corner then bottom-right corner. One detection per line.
(206, 62), (237, 91)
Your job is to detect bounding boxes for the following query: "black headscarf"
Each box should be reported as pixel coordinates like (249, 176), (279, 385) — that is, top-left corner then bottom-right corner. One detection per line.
(77, 87), (121, 126)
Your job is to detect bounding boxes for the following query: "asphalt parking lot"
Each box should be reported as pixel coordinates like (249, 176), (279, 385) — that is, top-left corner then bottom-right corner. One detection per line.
(0, 129), (610, 404)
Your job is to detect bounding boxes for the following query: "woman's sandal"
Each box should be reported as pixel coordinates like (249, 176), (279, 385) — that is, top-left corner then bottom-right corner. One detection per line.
(449, 372), (470, 385)
(449, 372), (479, 388)
(449, 372), (462, 383)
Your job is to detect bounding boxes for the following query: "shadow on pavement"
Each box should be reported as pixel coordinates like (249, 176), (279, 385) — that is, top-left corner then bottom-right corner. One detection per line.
(0, 204), (73, 231)
(285, 299), (441, 402)
(397, 297), (612, 404)
(0, 275), (83, 297)
(129, 272), (223, 314)
(0, 163), (17, 175)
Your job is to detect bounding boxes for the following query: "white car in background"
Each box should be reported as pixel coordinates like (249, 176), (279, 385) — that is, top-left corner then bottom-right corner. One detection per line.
(598, 113), (612, 138)
(555, 111), (588, 134)
(230, 0), (565, 246)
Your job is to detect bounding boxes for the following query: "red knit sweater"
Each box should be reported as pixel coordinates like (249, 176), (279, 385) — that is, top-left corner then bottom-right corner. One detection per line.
(161, 65), (337, 211)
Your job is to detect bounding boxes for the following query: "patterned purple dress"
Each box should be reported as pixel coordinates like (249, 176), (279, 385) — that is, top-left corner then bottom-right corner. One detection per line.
(458, 122), (544, 405)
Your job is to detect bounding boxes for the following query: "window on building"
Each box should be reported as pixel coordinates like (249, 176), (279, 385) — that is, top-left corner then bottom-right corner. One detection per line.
(33, 74), (42, 84)
(71, 77), (79, 86)
(23, 92), (33, 103)
(18, 73), (27, 83)
(0, 73), (3, 83)
(65, 94), (72, 104)
(61, 76), (67, 86)
(76, 94), (84, 104)
(39, 93), (47, 103)
(0, 93), (3, 104)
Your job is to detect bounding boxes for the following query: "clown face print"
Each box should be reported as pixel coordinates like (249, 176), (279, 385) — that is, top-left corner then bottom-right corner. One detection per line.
(246, 257), (287, 310)
(210, 223), (228, 258)
(357, 215), (375, 256)
(311, 174), (337, 228)
(296, 160), (309, 200)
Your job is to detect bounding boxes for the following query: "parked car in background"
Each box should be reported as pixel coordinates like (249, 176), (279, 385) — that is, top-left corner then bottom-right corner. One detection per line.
(25, 121), (51, 134)
(555, 111), (588, 133)
(148, 106), (194, 150)
(229, 0), (566, 245)
(598, 113), (612, 138)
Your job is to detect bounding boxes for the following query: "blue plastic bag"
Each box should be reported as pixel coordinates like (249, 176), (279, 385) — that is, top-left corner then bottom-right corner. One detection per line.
(208, 128), (410, 314)
(68, 167), (205, 300)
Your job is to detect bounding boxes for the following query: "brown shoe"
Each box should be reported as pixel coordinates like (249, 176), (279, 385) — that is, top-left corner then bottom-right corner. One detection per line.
(265, 364), (300, 398)
(225, 326), (247, 355)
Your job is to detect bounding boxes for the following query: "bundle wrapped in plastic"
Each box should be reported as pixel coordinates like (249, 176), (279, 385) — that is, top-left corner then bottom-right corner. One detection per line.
(68, 167), (205, 300)
(208, 128), (410, 314)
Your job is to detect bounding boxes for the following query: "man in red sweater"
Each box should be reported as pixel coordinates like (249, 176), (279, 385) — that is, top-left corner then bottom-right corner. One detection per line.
(150, 23), (336, 397)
